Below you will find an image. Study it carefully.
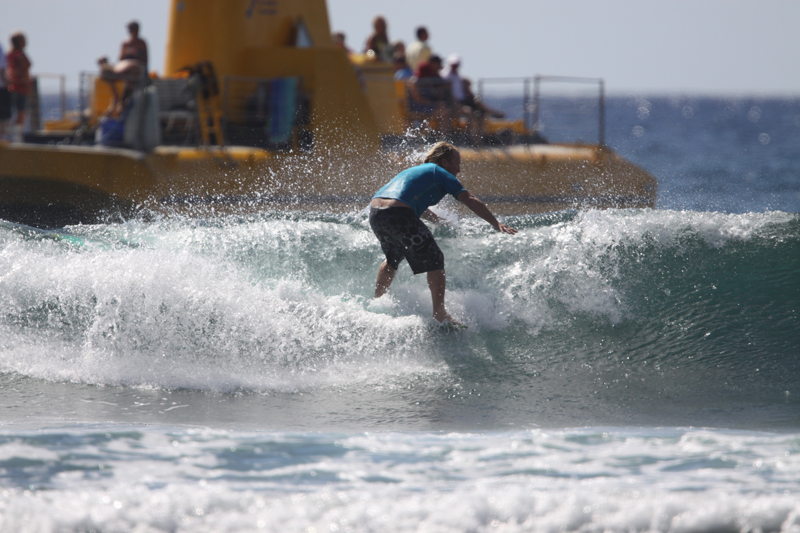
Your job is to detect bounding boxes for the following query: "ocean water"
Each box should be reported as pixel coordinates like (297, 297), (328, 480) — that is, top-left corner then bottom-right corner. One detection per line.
(0, 96), (799, 531)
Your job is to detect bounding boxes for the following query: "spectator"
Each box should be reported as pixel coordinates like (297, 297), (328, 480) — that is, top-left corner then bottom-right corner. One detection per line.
(120, 21), (148, 71)
(6, 32), (31, 142)
(0, 37), (10, 139)
(364, 16), (391, 62)
(442, 54), (505, 143)
(99, 21), (148, 117)
(443, 54), (467, 105)
(413, 55), (451, 105)
(405, 26), (431, 72)
(461, 78), (505, 120)
(332, 32), (353, 55)
(393, 51), (413, 80)
(407, 55), (453, 136)
(98, 56), (144, 116)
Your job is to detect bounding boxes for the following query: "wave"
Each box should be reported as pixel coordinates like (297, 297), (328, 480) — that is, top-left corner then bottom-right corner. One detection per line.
(0, 426), (799, 532)
(0, 209), (797, 397)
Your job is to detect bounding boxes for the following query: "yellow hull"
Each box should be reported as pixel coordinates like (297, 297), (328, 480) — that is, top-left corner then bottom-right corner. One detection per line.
(0, 141), (655, 227)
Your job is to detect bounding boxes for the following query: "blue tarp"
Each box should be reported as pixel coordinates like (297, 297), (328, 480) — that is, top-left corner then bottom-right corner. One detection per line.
(268, 77), (297, 144)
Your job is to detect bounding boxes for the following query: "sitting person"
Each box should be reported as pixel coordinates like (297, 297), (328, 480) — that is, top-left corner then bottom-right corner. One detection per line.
(393, 51), (413, 80)
(98, 56), (144, 116)
(413, 55), (452, 105)
(364, 16), (392, 62)
(98, 21), (148, 116)
(442, 54), (504, 143)
(332, 32), (353, 55)
(461, 78), (505, 119)
(391, 40), (406, 57)
(406, 56), (453, 136)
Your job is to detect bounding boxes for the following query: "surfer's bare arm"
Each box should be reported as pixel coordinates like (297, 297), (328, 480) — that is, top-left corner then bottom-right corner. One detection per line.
(421, 209), (446, 224)
(456, 191), (518, 234)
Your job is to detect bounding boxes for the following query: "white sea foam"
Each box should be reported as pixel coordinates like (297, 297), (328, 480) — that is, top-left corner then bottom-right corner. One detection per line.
(0, 210), (796, 392)
(0, 427), (798, 532)
(0, 219), (452, 392)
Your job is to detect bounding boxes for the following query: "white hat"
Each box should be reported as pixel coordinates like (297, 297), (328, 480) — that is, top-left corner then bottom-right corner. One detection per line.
(446, 53), (461, 65)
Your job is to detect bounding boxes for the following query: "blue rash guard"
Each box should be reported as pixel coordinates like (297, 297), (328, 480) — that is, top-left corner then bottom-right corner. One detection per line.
(373, 163), (467, 218)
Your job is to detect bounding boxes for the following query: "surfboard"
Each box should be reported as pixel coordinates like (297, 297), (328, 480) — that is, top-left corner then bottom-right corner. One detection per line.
(430, 320), (468, 333)
(1, 220), (86, 247)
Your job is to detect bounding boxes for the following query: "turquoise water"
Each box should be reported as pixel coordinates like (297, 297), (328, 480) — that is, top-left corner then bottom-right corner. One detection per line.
(0, 208), (798, 531)
(0, 96), (799, 531)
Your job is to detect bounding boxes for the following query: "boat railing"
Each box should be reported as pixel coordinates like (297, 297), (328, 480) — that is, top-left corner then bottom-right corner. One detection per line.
(79, 70), (154, 117)
(384, 76), (531, 146)
(71, 71), (306, 150)
(477, 75), (605, 146)
(78, 71), (97, 127)
(27, 73), (68, 131)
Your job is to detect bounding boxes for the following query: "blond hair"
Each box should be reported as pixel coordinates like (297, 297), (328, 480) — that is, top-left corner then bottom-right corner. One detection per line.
(423, 142), (459, 166)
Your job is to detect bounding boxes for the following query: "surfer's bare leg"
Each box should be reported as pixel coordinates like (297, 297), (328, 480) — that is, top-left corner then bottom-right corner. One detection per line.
(375, 261), (396, 298)
(428, 269), (461, 325)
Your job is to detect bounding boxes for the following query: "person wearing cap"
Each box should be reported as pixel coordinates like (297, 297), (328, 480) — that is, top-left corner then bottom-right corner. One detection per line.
(443, 54), (467, 104)
(443, 54), (505, 143)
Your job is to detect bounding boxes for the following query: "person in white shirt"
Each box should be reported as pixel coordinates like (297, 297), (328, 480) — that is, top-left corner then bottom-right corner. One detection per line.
(443, 54), (506, 143)
(405, 26), (431, 72)
(443, 54), (466, 103)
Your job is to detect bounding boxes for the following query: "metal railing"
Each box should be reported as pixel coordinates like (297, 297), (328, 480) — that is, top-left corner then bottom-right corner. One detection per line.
(31, 74), (67, 124)
(79, 71), (98, 126)
(477, 75), (605, 146)
(20, 73), (68, 132)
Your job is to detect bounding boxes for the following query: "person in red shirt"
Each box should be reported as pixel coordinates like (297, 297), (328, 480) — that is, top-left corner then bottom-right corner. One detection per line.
(0, 40), (10, 139)
(6, 32), (31, 140)
(407, 55), (453, 136)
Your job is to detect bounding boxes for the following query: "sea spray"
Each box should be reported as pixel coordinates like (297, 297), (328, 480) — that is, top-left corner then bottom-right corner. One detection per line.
(0, 210), (796, 425)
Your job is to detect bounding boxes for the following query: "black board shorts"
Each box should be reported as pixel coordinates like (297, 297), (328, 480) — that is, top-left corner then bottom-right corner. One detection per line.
(10, 91), (26, 114)
(369, 206), (444, 274)
(0, 88), (10, 120)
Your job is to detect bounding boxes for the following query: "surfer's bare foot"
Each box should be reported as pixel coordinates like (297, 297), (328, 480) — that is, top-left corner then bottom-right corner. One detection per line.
(433, 311), (463, 327)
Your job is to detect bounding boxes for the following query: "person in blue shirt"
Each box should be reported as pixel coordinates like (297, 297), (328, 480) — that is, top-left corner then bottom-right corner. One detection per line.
(369, 142), (517, 325)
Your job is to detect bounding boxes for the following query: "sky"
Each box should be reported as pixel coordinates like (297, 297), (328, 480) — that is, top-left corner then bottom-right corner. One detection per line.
(3, 0), (799, 96)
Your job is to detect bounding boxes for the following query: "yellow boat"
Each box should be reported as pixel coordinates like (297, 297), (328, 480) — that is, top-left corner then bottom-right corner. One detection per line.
(0, 0), (657, 228)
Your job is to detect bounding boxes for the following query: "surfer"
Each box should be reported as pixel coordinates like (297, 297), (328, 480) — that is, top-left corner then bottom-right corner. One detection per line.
(369, 142), (517, 325)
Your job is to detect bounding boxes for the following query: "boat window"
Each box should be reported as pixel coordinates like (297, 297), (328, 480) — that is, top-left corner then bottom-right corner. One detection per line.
(296, 19), (313, 48)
